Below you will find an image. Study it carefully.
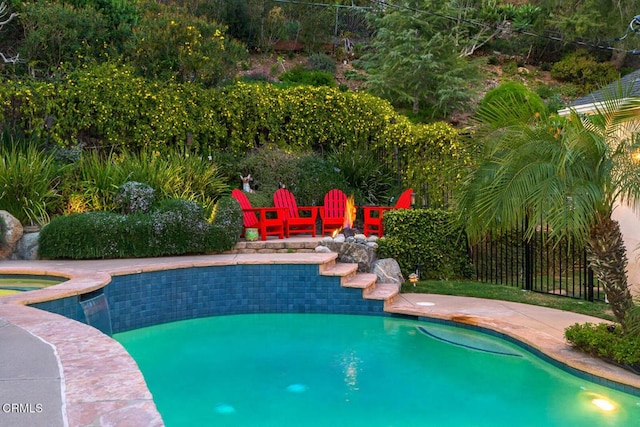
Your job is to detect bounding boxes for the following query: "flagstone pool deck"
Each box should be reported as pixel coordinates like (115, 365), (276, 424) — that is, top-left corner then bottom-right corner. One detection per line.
(1, 237), (639, 426)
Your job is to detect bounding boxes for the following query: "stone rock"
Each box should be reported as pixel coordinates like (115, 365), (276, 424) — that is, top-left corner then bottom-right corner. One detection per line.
(371, 258), (404, 285)
(333, 235), (346, 243)
(0, 210), (23, 260)
(366, 235), (378, 242)
(11, 231), (40, 260)
(354, 233), (367, 241)
(322, 236), (333, 242)
(324, 241), (376, 272)
(314, 245), (332, 253)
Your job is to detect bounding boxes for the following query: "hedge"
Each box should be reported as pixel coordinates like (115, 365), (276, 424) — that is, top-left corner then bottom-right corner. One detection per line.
(0, 63), (412, 155)
(38, 196), (242, 259)
(375, 208), (472, 280)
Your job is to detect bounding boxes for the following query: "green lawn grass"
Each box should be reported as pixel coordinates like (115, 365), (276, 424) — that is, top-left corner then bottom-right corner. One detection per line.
(403, 280), (614, 321)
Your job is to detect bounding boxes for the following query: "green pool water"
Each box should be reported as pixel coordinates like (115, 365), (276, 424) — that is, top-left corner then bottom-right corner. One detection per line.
(0, 275), (65, 296)
(115, 314), (640, 427)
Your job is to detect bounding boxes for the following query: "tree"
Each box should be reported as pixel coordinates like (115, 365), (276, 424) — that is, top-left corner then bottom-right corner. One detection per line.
(537, 0), (638, 68)
(360, 0), (477, 118)
(457, 89), (639, 329)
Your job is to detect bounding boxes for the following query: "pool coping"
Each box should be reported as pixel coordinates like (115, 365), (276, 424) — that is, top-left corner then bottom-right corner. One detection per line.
(1, 251), (640, 426)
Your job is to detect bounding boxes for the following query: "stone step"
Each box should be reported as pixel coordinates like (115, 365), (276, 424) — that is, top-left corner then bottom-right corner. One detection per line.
(320, 262), (358, 282)
(342, 272), (377, 291)
(320, 262), (401, 308)
(365, 282), (401, 301)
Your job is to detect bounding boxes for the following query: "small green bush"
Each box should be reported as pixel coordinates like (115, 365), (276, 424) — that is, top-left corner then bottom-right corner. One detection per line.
(551, 50), (620, 93)
(477, 81), (546, 125)
(115, 182), (155, 214)
(565, 322), (640, 372)
(307, 53), (336, 73)
(279, 66), (336, 87)
(207, 196), (243, 252)
(376, 209), (472, 280)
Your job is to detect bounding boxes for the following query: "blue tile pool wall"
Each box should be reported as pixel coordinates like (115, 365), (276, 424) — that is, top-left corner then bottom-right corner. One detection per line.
(31, 296), (85, 323)
(106, 264), (384, 333)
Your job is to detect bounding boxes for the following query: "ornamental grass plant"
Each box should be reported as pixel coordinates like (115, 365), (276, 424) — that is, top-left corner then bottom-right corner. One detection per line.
(0, 141), (64, 226)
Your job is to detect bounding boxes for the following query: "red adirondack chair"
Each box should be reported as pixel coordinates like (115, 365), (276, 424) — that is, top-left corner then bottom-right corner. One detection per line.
(231, 189), (285, 240)
(319, 189), (349, 236)
(273, 188), (318, 237)
(362, 188), (413, 237)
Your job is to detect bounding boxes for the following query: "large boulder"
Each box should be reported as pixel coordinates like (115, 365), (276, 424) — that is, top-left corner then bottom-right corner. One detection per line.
(11, 231), (40, 260)
(323, 240), (377, 272)
(371, 258), (404, 285)
(0, 210), (23, 259)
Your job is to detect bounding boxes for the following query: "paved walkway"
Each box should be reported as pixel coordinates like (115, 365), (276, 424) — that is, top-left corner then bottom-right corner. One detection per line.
(1, 248), (639, 426)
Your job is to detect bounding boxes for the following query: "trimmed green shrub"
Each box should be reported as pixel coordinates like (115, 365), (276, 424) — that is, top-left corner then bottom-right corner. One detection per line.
(150, 199), (210, 255)
(39, 212), (135, 259)
(115, 182), (155, 214)
(565, 322), (640, 373)
(39, 196), (241, 259)
(207, 196), (243, 252)
(376, 209), (471, 280)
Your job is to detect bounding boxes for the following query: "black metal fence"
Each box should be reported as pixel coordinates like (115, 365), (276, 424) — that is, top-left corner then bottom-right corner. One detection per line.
(470, 217), (603, 302)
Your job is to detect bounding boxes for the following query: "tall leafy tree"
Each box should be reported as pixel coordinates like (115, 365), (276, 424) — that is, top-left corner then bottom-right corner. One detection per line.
(360, 0), (477, 118)
(458, 89), (639, 329)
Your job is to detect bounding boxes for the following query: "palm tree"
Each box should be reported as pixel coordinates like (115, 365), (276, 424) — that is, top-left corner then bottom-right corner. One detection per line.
(457, 95), (640, 329)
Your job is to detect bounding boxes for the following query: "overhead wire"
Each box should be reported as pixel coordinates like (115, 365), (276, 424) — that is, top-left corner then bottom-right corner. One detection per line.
(371, 0), (640, 55)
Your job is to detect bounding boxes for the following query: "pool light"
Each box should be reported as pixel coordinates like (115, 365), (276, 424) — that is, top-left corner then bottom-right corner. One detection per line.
(592, 398), (616, 411)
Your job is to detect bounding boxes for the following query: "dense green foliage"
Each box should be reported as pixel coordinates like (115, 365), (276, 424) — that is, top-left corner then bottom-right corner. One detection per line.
(115, 182), (155, 214)
(551, 50), (620, 93)
(128, 2), (247, 86)
(477, 81), (547, 126)
(38, 196), (241, 259)
(208, 196), (244, 252)
(565, 322), (640, 372)
(59, 148), (228, 217)
(279, 66), (336, 87)
(401, 122), (473, 208)
(376, 209), (471, 280)
(0, 142), (64, 226)
(360, 0), (478, 118)
(0, 69), (409, 154)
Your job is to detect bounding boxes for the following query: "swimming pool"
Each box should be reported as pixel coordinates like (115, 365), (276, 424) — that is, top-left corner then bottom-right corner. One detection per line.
(115, 313), (640, 427)
(0, 274), (66, 296)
